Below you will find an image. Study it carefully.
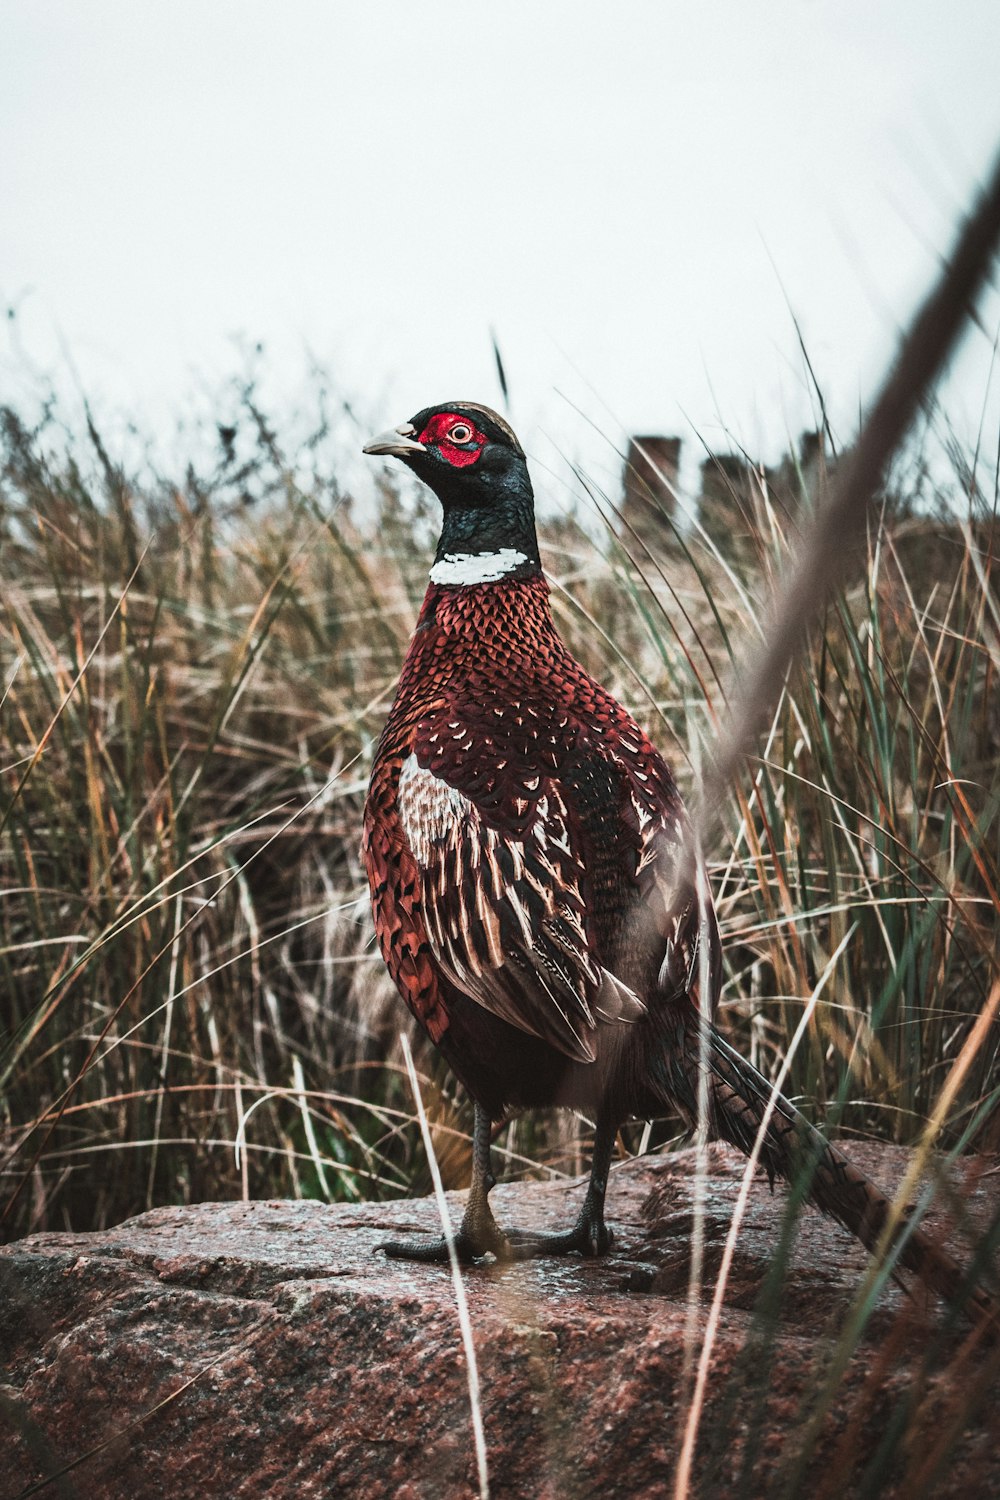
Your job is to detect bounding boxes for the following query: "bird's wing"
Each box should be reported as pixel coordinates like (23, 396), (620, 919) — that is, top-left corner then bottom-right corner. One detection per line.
(396, 745), (655, 1063)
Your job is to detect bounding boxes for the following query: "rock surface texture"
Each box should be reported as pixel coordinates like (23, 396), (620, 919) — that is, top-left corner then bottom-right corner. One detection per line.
(2, 1143), (997, 1500)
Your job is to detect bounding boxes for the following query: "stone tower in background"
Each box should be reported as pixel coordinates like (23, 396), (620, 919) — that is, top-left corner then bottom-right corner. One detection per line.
(621, 436), (682, 548)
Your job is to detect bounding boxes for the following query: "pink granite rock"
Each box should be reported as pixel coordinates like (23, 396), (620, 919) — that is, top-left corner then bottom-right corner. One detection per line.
(1, 1143), (996, 1499)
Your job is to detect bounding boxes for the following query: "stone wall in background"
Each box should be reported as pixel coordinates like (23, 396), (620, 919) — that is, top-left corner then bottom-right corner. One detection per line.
(622, 430), (831, 555)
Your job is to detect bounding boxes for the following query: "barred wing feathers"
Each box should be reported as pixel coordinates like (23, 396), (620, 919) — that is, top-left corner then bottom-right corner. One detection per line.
(395, 710), (707, 1063)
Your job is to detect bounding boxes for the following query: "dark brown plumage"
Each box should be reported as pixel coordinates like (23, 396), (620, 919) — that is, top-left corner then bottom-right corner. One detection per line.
(361, 401), (994, 1322)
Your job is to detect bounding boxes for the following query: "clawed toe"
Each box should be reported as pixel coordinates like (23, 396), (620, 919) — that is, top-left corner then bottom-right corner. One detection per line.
(379, 1224), (509, 1264)
(578, 1221), (615, 1257)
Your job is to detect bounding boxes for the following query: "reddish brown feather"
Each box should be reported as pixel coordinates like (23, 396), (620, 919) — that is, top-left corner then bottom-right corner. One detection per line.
(362, 575), (708, 1075)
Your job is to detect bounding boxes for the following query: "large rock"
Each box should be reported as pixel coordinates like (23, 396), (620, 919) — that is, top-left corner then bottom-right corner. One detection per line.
(1, 1143), (997, 1499)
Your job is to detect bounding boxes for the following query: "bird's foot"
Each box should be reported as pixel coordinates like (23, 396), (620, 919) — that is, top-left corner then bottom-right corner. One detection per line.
(380, 1192), (615, 1264)
(380, 1207), (511, 1264)
(380, 1214), (614, 1264)
(504, 1213), (614, 1260)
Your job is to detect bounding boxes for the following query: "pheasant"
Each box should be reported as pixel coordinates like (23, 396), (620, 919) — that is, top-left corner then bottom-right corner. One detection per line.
(361, 401), (992, 1320)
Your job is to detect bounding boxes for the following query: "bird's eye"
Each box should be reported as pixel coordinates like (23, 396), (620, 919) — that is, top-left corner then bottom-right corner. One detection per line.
(448, 422), (474, 445)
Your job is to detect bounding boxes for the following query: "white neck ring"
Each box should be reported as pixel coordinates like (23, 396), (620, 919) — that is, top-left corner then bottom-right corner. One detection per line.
(429, 549), (530, 586)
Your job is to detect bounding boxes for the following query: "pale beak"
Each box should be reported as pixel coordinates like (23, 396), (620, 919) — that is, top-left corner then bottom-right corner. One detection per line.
(363, 423), (427, 458)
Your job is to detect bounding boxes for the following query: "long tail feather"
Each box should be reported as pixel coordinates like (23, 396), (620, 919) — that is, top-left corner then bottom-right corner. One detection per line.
(666, 1022), (997, 1327)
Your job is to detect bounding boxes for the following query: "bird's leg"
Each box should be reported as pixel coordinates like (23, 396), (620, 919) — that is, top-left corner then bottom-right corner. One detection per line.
(381, 1102), (508, 1263)
(504, 1113), (617, 1258)
(381, 1109), (618, 1263)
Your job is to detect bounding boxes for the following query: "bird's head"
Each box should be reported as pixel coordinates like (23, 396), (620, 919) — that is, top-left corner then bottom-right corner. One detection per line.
(364, 402), (541, 585)
(364, 402), (527, 503)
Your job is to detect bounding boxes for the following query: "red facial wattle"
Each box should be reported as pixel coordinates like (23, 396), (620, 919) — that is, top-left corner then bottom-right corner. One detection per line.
(417, 411), (488, 468)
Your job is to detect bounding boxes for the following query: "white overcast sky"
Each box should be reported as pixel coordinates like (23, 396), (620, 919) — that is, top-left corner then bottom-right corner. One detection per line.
(2, 1), (999, 502)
